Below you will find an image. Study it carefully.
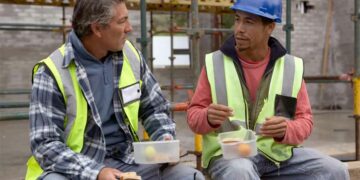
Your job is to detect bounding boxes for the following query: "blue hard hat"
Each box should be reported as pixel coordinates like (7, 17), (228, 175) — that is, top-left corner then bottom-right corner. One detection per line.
(231, 0), (282, 23)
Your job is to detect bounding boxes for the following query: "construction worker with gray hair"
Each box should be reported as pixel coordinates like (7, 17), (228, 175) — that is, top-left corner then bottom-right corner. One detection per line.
(187, 0), (350, 179)
(26, 0), (205, 179)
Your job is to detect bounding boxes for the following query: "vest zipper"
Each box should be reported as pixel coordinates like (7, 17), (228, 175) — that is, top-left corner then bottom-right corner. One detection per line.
(252, 69), (273, 130)
(251, 81), (262, 130)
(258, 148), (281, 168)
(253, 70), (282, 174)
(244, 98), (249, 128)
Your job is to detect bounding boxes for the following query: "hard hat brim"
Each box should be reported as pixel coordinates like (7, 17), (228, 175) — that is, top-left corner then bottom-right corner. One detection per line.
(230, 5), (282, 23)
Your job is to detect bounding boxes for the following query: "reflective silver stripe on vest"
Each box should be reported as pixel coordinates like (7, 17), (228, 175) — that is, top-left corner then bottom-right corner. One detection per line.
(281, 55), (295, 97)
(49, 49), (77, 140)
(123, 42), (140, 81)
(212, 51), (228, 106)
(212, 51), (243, 133)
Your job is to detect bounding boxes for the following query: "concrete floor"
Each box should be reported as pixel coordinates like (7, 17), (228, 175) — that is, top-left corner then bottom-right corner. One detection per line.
(0, 110), (356, 179)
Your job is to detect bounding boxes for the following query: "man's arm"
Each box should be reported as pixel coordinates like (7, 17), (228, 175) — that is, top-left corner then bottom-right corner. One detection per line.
(187, 68), (225, 134)
(281, 80), (313, 145)
(30, 66), (104, 179)
(261, 80), (313, 145)
(137, 55), (176, 140)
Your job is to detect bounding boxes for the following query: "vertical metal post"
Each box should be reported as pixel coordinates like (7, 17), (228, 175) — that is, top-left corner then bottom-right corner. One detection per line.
(191, 0), (201, 87)
(170, 4), (175, 104)
(190, 0), (203, 171)
(354, 0), (360, 160)
(213, 14), (220, 51)
(355, 0), (360, 77)
(187, 10), (192, 69)
(284, 0), (293, 53)
(220, 14), (224, 45)
(140, 0), (148, 64)
(62, 5), (66, 43)
(149, 12), (154, 72)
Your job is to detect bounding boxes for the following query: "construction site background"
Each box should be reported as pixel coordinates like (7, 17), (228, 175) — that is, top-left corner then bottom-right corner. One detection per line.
(0, 0), (358, 179)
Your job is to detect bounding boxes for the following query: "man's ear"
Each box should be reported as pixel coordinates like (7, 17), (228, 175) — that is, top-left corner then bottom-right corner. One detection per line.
(266, 22), (276, 36)
(90, 22), (102, 38)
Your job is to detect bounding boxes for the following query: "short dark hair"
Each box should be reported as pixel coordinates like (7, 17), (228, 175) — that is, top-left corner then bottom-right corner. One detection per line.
(261, 17), (275, 25)
(72, 0), (126, 38)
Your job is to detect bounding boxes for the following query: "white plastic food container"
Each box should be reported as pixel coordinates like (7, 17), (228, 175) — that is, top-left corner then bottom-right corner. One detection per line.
(133, 140), (180, 164)
(218, 129), (257, 159)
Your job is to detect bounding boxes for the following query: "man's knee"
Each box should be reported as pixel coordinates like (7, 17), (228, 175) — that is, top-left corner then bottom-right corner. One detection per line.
(227, 160), (257, 176)
(42, 172), (69, 180)
(162, 164), (205, 180)
(317, 157), (350, 179)
(209, 158), (259, 180)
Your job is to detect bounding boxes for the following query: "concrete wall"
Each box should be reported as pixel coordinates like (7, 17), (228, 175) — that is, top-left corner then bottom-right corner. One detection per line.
(0, 1), (356, 109)
(272, 0), (354, 109)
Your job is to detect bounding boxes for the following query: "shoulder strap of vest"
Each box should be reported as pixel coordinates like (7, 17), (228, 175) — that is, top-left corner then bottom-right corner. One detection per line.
(32, 45), (67, 104)
(123, 40), (141, 81)
(280, 54), (303, 97)
(206, 50), (228, 106)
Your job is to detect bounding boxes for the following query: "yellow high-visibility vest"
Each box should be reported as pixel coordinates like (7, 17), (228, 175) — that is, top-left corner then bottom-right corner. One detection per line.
(26, 40), (142, 180)
(202, 50), (303, 168)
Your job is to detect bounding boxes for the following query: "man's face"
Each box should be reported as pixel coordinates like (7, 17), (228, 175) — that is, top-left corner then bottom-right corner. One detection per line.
(234, 11), (274, 52)
(99, 3), (132, 52)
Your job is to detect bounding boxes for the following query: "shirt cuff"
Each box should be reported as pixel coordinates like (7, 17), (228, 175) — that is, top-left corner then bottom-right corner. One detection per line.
(202, 107), (220, 131)
(157, 133), (174, 141)
(207, 118), (221, 128)
(88, 163), (105, 180)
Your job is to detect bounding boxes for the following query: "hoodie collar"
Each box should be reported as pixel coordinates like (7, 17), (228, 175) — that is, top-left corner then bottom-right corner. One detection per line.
(220, 34), (287, 73)
(62, 35), (76, 68)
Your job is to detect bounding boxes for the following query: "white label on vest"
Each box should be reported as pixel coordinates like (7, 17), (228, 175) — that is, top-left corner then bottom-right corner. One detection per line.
(121, 82), (141, 105)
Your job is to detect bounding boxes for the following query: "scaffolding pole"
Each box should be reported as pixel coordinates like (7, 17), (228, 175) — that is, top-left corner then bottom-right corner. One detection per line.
(62, 5), (66, 43)
(149, 11), (154, 72)
(140, 0), (148, 65)
(0, 23), (67, 31)
(284, 0), (293, 53)
(190, 0), (201, 88)
(354, 0), (360, 161)
(170, 2), (175, 110)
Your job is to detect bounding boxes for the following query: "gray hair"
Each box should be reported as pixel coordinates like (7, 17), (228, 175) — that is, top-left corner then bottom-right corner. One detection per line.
(72, 0), (126, 38)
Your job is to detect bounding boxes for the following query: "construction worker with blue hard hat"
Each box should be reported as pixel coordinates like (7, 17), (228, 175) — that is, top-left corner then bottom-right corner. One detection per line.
(187, 0), (350, 179)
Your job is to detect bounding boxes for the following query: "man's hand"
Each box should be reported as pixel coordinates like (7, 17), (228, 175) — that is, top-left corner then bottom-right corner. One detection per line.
(260, 116), (288, 139)
(163, 134), (173, 141)
(207, 104), (233, 126)
(97, 167), (123, 180)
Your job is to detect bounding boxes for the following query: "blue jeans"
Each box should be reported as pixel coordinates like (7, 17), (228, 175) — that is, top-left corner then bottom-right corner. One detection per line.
(43, 157), (205, 180)
(207, 147), (349, 180)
